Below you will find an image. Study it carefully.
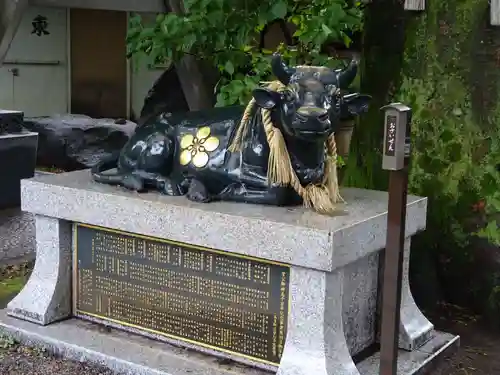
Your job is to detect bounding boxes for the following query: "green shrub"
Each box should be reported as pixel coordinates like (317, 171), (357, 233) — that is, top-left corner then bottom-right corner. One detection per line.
(126, 0), (365, 107)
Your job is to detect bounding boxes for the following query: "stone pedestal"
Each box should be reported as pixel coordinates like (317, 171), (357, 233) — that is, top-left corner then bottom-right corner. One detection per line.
(7, 216), (71, 324)
(3, 170), (458, 375)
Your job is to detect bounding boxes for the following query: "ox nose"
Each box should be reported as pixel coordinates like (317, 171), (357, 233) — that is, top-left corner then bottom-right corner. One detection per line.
(296, 106), (329, 121)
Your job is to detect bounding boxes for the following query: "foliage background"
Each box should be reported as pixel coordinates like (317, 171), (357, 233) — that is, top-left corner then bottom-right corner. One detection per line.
(127, 0), (500, 325)
(348, 0), (500, 325)
(127, 0), (365, 107)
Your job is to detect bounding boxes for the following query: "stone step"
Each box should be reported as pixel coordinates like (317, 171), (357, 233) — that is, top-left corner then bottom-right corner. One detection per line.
(0, 310), (459, 375)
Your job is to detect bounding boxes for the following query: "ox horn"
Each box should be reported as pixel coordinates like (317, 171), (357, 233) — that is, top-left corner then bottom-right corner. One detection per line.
(271, 53), (296, 86)
(336, 58), (359, 89)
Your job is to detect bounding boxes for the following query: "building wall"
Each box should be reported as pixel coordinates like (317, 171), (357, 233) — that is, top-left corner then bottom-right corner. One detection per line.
(129, 12), (164, 120)
(0, 6), (163, 119)
(0, 6), (68, 116)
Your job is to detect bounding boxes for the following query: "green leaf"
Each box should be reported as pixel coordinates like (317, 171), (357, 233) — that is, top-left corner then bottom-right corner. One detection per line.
(477, 220), (500, 245)
(271, 1), (288, 19)
(127, 0), (365, 113)
(207, 10), (224, 26)
(321, 24), (332, 36)
(341, 32), (352, 47)
(225, 60), (235, 75)
(182, 33), (197, 51)
(216, 92), (228, 107)
(230, 79), (246, 94)
(290, 15), (301, 25)
(139, 27), (156, 38)
(440, 129), (454, 143)
(156, 13), (165, 23)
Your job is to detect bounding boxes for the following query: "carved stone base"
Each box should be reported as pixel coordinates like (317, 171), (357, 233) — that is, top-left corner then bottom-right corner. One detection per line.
(7, 170), (452, 374)
(376, 238), (435, 351)
(7, 215), (72, 325)
(398, 238), (434, 350)
(277, 268), (359, 375)
(0, 310), (459, 375)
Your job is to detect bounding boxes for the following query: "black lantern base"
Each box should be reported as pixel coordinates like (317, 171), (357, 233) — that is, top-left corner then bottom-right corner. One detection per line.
(0, 110), (38, 209)
(0, 111), (38, 210)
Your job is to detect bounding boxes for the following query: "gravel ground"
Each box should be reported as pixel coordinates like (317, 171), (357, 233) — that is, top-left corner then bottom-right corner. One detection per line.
(0, 308), (499, 375)
(0, 170), (57, 265)
(0, 340), (113, 375)
(0, 265), (499, 374)
(429, 303), (500, 375)
(0, 208), (35, 265)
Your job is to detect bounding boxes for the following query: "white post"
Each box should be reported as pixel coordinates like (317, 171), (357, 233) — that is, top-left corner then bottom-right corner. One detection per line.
(404, 0), (425, 11)
(492, 0), (500, 26)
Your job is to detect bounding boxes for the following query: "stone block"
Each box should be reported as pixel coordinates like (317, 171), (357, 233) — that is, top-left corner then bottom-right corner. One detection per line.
(0, 310), (459, 375)
(7, 215), (72, 324)
(19, 170), (427, 272)
(0, 109), (24, 134)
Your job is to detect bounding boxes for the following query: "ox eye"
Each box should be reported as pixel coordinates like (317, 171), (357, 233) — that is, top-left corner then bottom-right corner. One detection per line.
(283, 90), (295, 102)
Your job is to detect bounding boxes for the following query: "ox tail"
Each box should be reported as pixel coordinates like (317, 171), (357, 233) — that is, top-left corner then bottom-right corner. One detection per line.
(91, 152), (123, 185)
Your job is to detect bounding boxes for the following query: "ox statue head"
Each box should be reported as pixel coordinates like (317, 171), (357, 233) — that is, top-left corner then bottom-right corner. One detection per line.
(251, 54), (371, 143)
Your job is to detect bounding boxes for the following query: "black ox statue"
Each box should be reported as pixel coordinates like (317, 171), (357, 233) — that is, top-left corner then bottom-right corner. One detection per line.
(91, 54), (371, 215)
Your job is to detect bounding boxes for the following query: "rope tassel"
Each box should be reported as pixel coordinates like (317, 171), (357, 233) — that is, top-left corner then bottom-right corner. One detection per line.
(228, 81), (343, 215)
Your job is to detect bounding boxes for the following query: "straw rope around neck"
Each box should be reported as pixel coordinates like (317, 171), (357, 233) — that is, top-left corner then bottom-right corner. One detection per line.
(228, 81), (343, 215)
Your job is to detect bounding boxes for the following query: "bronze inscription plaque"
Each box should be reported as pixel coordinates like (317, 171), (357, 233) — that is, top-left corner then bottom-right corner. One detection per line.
(73, 223), (290, 365)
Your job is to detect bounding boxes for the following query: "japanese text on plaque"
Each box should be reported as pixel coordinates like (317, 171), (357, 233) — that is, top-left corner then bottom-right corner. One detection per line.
(385, 114), (397, 156)
(73, 224), (290, 365)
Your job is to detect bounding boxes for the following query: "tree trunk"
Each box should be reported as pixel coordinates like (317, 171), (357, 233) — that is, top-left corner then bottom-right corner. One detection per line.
(344, 0), (407, 190)
(165, 0), (216, 110)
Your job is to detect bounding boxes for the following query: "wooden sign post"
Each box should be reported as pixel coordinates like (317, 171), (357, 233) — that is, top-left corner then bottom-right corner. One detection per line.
(379, 103), (412, 375)
(361, 0), (426, 10)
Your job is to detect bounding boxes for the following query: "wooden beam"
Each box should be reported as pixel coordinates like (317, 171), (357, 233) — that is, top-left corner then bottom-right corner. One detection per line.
(492, 0), (500, 26)
(30, 0), (164, 12)
(404, 0), (425, 10)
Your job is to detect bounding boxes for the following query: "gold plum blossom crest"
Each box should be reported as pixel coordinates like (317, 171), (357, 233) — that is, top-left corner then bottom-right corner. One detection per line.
(179, 126), (220, 168)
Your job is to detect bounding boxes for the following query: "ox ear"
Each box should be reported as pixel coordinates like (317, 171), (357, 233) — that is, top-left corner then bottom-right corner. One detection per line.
(342, 93), (371, 118)
(252, 88), (281, 109)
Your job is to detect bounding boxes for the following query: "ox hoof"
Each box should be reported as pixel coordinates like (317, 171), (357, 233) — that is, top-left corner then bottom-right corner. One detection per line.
(187, 179), (211, 203)
(122, 175), (145, 191)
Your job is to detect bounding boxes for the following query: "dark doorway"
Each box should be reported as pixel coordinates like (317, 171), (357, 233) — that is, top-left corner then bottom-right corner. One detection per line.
(70, 9), (127, 118)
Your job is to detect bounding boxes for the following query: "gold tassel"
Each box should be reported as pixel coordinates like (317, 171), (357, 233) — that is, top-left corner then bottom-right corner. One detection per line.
(325, 134), (344, 204)
(228, 98), (256, 152)
(262, 109), (293, 186)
